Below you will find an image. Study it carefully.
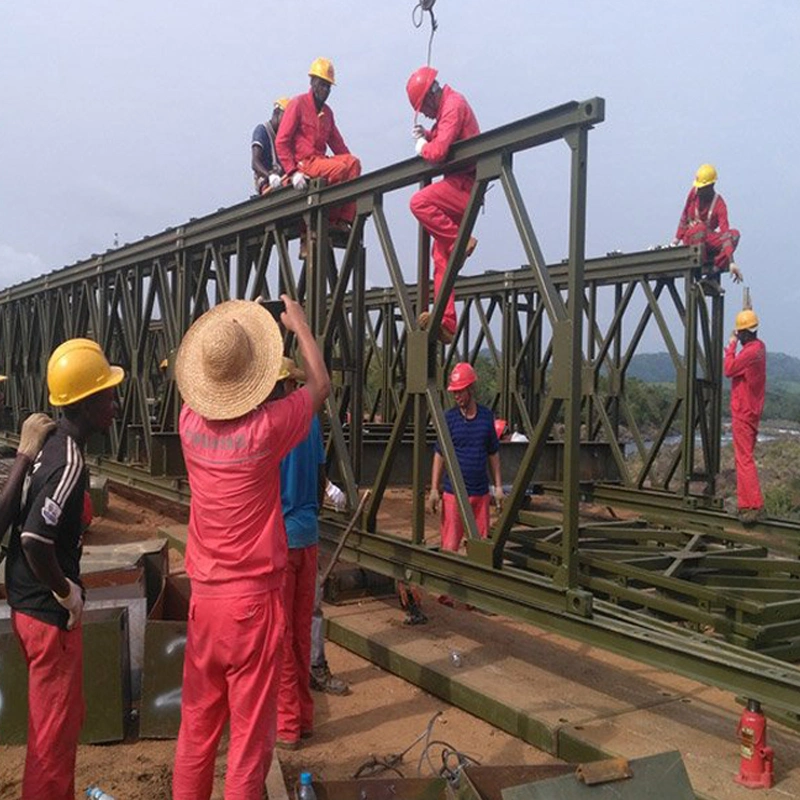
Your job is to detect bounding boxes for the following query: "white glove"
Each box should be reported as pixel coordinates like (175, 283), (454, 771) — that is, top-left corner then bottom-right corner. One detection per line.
(291, 172), (307, 190)
(427, 488), (440, 515)
(53, 578), (84, 630)
(326, 481), (347, 512)
(415, 137), (426, 156)
(669, 238), (681, 248)
(18, 412), (56, 460)
(268, 173), (282, 190)
(412, 125), (425, 139)
(729, 263), (743, 283)
(492, 485), (505, 512)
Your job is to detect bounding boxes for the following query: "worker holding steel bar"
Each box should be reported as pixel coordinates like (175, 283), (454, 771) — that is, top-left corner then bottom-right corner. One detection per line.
(671, 163), (743, 293)
(407, 66), (480, 344)
(5, 340), (123, 800)
(172, 297), (330, 799)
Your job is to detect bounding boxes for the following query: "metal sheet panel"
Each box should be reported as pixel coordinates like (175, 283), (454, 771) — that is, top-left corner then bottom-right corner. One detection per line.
(500, 751), (694, 800)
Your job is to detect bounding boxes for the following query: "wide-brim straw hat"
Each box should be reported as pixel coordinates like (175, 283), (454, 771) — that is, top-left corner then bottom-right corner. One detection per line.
(175, 300), (283, 420)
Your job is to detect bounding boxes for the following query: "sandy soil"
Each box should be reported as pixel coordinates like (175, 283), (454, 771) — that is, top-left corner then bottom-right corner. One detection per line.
(0, 491), (560, 800)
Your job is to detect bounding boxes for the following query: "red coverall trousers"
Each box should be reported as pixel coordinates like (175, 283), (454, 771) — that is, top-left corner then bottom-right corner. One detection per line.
(440, 491), (490, 552)
(12, 610), (84, 800)
(277, 545), (317, 744)
(732, 416), (763, 511)
(172, 587), (285, 800)
(410, 173), (475, 336)
(683, 221), (740, 271)
(299, 154), (361, 225)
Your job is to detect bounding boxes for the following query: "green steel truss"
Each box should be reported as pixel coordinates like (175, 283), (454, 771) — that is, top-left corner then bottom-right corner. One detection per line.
(4, 96), (800, 715)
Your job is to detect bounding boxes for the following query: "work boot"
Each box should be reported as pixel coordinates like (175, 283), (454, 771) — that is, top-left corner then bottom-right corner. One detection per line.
(738, 508), (765, 526)
(465, 236), (478, 258)
(310, 661), (350, 695)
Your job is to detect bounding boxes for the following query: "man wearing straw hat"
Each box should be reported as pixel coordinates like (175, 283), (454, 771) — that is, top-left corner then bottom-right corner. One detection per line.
(172, 297), (330, 800)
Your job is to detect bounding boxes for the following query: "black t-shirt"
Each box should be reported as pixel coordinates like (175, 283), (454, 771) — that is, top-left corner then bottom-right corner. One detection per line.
(5, 425), (87, 629)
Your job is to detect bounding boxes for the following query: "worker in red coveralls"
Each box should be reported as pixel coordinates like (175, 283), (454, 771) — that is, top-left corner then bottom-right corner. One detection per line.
(407, 66), (480, 344)
(276, 58), (361, 233)
(724, 308), (766, 526)
(172, 297), (330, 800)
(5, 340), (122, 800)
(671, 163), (743, 290)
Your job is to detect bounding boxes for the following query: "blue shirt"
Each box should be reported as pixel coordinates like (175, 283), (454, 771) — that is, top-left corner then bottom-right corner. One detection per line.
(280, 416), (325, 549)
(435, 404), (499, 496)
(252, 122), (283, 175)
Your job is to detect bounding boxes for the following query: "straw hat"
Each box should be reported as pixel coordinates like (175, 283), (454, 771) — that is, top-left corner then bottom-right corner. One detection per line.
(175, 300), (283, 420)
(277, 357), (307, 383)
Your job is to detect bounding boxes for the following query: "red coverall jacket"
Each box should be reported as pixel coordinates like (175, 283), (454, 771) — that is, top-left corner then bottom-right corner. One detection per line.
(418, 84), (480, 173)
(675, 189), (731, 242)
(275, 90), (350, 176)
(724, 338), (766, 424)
(724, 337), (766, 510)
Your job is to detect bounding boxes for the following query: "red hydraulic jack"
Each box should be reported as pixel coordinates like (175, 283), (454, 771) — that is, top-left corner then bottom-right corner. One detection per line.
(735, 699), (774, 789)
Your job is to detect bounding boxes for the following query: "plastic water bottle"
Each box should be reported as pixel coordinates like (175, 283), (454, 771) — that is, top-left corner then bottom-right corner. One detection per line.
(86, 787), (116, 800)
(297, 771), (318, 800)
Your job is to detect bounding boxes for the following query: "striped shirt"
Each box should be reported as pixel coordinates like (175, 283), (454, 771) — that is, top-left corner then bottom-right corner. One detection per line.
(436, 404), (499, 497)
(5, 425), (87, 629)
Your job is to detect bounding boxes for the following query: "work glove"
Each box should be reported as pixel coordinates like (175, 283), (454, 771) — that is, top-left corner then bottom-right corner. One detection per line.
(18, 412), (56, 461)
(53, 578), (84, 631)
(492, 485), (505, 512)
(268, 173), (282, 190)
(669, 238), (681, 247)
(412, 125), (425, 139)
(415, 137), (426, 156)
(427, 488), (440, 515)
(291, 172), (308, 190)
(325, 481), (347, 512)
(729, 263), (743, 284)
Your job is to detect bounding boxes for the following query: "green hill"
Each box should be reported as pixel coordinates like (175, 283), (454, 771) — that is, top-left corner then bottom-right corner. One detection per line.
(628, 351), (800, 389)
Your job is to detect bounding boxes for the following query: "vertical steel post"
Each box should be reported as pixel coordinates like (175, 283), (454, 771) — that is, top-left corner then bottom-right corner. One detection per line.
(559, 126), (589, 590)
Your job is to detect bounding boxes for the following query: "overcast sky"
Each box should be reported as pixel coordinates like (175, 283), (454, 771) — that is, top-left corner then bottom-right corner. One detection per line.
(1, 1), (798, 355)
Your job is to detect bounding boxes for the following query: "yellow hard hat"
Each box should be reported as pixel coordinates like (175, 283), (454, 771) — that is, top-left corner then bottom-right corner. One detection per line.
(274, 96), (290, 111)
(47, 338), (125, 406)
(277, 356), (307, 383)
(734, 309), (759, 332)
(308, 57), (335, 85)
(694, 163), (718, 188)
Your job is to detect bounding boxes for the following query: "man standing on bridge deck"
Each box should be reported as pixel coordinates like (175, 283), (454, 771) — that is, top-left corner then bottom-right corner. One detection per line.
(724, 308), (766, 526)
(407, 66), (480, 345)
(6, 339), (123, 800)
(672, 163), (743, 291)
(276, 58), (361, 232)
(252, 96), (289, 195)
(172, 297), (330, 799)
(428, 362), (504, 556)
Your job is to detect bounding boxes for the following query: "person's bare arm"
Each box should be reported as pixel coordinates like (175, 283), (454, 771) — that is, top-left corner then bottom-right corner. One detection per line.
(280, 294), (330, 413)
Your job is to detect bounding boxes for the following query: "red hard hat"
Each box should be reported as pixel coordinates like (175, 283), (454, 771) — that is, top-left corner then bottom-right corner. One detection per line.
(406, 66), (438, 112)
(494, 419), (507, 439)
(447, 362), (477, 392)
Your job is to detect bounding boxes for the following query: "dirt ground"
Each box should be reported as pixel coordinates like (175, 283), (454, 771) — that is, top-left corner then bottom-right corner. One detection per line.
(0, 491), (561, 800)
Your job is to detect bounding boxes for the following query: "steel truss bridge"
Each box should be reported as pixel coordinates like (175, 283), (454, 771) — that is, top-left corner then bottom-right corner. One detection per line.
(3, 97), (800, 722)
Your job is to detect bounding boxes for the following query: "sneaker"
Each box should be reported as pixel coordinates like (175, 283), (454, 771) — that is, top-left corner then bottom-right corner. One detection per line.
(310, 662), (350, 695)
